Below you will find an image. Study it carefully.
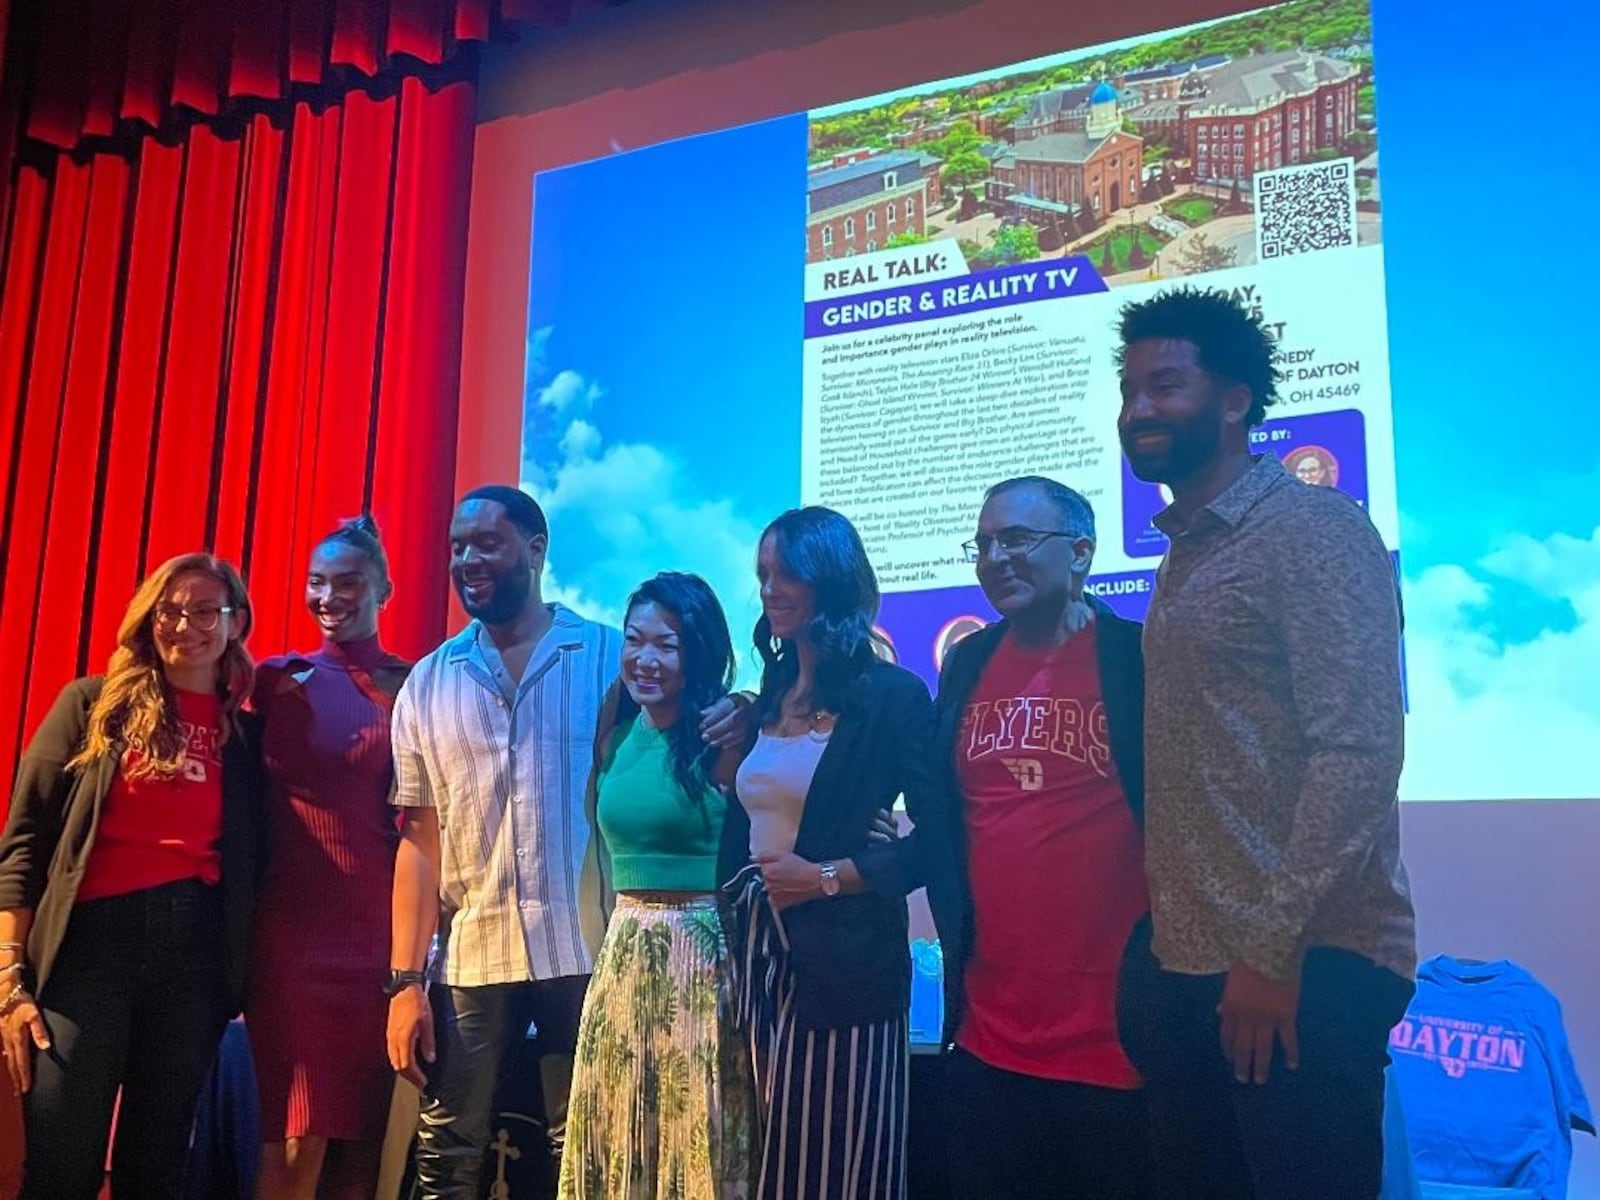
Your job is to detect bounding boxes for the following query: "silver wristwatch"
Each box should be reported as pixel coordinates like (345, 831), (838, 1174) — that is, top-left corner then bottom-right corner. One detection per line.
(819, 860), (841, 898)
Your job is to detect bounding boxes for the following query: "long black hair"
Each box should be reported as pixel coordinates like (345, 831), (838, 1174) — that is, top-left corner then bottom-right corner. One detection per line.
(753, 506), (881, 725)
(612, 572), (737, 800)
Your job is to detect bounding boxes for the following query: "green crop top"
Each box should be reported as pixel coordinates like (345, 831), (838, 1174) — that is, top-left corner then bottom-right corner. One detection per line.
(595, 715), (726, 892)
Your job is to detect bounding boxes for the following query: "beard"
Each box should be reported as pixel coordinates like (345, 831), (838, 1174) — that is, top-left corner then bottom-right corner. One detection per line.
(1120, 404), (1224, 485)
(454, 566), (533, 626)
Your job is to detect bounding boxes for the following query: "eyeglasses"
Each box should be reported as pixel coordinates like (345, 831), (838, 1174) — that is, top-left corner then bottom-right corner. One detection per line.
(152, 604), (235, 633)
(961, 528), (1080, 564)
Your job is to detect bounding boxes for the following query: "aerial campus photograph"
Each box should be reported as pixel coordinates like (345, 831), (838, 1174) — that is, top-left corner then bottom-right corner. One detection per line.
(804, 0), (1380, 285)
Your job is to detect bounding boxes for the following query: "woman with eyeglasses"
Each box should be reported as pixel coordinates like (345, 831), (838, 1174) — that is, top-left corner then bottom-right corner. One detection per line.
(723, 506), (937, 1200)
(248, 516), (413, 1200)
(0, 553), (262, 1199)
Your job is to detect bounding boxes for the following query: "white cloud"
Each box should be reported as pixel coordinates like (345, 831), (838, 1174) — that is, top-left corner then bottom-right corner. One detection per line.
(559, 419), (601, 464)
(524, 325), (552, 395)
(1480, 528), (1600, 595)
(537, 368), (604, 416)
(1401, 525), (1600, 801)
(522, 368), (767, 686)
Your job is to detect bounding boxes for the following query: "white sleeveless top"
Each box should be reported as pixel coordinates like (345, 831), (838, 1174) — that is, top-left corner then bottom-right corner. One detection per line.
(736, 729), (831, 857)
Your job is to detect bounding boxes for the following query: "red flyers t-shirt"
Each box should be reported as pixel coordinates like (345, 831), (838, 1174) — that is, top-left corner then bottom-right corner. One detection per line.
(77, 688), (225, 903)
(954, 621), (1148, 1086)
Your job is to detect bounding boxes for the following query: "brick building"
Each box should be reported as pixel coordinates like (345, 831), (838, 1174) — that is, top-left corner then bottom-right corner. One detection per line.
(890, 110), (1004, 148)
(810, 148), (877, 171)
(1123, 51), (1361, 186)
(991, 83), (1144, 221)
(1013, 82), (1101, 140)
(1185, 51), (1359, 184)
(805, 152), (941, 261)
(1119, 54), (1230, 104)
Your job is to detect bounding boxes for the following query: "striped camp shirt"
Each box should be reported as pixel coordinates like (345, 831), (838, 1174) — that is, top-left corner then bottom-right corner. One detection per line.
(392, 605), (621, 986)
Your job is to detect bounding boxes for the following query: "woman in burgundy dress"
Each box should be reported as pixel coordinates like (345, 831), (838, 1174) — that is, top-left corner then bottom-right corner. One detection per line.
(249, 516), (411, 1199)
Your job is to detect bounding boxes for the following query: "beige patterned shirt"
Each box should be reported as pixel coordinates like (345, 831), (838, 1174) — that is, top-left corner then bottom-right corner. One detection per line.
(1143, 453), (1415, 983)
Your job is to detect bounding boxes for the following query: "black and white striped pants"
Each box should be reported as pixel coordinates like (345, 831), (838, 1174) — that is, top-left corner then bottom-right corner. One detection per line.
(727, 868), (909, 1200)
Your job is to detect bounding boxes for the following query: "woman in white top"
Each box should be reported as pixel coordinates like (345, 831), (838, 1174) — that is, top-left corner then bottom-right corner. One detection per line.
(719, 506), (937, 1200)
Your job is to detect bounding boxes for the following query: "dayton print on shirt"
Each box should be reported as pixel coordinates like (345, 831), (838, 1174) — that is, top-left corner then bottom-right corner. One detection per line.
(179, 718), (222, 783)
(1390, 1013), (1528, 1080)
(960, 696), (1112, 789)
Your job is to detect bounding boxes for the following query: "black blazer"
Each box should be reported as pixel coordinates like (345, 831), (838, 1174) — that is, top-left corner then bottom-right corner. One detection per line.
(718, 660), (937, 1031)
(855, 596), (1146, 1045)
(0, 677), (263, 1012)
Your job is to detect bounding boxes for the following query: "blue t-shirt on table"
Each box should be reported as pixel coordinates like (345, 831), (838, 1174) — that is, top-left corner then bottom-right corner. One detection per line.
(1389, 956), (1594, 1199)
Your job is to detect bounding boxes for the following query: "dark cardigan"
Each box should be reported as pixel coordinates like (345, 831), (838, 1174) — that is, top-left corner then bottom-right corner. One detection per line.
(0, 677), (263, 1012)
(718, 659), (938, 1030)
(854, 596), (1147, 1045)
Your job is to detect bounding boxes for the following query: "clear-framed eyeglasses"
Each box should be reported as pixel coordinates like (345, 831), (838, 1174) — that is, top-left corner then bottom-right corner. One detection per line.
(152, 604), (235, 633)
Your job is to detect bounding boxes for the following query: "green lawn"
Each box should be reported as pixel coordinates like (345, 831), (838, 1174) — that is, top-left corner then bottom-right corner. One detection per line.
(1162, 195), (1217, 225)
(1085, 227), (1167, 274)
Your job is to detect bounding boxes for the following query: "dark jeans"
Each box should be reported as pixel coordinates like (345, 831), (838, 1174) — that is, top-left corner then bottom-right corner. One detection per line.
(946, 1047), (1153, 1199)
(22, 879), (230, 1200)
(1119, 934), (1413, 1200)
(412, 975), (588, 1200)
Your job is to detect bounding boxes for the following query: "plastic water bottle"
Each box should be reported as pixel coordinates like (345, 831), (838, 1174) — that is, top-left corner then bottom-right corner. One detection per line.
(909, 938), (944, 1045)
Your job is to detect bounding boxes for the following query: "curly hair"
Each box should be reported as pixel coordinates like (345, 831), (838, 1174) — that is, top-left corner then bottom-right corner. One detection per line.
(67, 553), (254, 779)
(1114, 285), (1283, 425)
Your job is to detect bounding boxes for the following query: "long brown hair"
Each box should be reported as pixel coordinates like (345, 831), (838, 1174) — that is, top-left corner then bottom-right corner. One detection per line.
(67, 553), (255, 780)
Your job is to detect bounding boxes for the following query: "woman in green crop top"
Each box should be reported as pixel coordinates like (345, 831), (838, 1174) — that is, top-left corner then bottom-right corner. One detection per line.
(558, 572), (756, 1200)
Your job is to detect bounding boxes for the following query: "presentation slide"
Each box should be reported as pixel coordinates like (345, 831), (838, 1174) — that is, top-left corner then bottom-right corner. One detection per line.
(517, 0), (1587, 803)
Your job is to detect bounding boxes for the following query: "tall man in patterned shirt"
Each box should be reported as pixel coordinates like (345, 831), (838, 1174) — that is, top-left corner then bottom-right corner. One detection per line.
(1114, 288), (1416, 1198)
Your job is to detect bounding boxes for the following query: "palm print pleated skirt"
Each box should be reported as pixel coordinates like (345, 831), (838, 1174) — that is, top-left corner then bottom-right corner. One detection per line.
(558, 894), (756, 1200)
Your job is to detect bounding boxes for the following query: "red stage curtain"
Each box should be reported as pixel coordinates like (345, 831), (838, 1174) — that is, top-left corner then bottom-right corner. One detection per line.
(0, 6), (635, 1189)
(0, 72), (477, 814)
(16, 0), (622, 151)
(0, 0), (650, 816)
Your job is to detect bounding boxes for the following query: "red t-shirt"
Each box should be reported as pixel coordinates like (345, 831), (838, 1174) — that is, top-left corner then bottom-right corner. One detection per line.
(954, 621), (1148, 1087)
(77, 689), (225, 903)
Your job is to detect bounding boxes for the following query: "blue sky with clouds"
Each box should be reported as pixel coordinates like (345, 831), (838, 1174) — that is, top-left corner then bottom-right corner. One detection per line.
(522, 0), (1599, 797)
(1379, 1), (1595, 580)
(1371, 0), (1599, 798)
(523, 115), (807, 680)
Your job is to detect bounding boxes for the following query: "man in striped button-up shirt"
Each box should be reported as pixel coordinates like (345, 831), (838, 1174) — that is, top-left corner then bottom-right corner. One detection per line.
(386, 486), (620, 1198)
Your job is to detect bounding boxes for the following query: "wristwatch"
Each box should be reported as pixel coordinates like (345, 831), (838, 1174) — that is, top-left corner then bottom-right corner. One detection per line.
(383, 968), (427, 997)
(819, 860), (841, 898)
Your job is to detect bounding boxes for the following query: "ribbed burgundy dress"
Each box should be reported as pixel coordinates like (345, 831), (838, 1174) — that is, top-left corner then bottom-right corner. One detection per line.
(247, 635), (410, 1142)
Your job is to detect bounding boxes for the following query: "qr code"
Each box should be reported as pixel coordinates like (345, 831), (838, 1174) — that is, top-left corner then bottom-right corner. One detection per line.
(1254, 158), (1358, 260)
